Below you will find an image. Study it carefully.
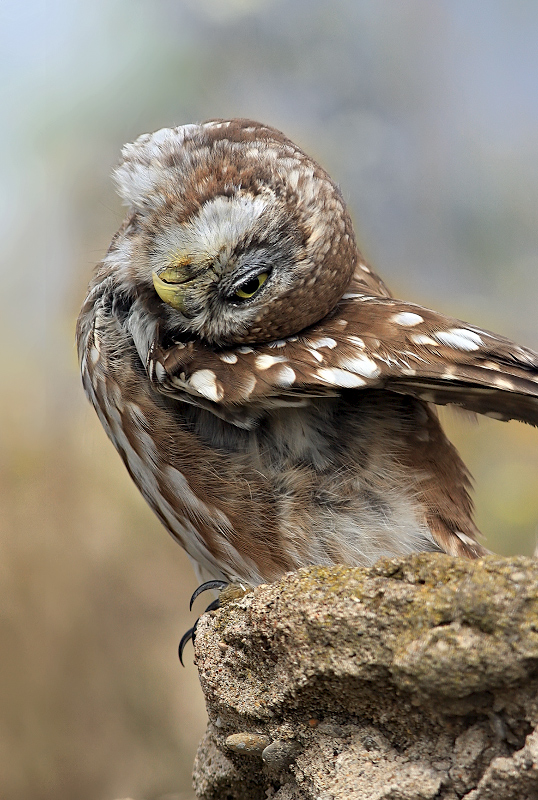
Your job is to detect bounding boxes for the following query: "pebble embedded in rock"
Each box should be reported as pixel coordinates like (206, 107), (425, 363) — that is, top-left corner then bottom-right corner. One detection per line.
(225, 732), (271, 755)
(262, 739), (300, 766)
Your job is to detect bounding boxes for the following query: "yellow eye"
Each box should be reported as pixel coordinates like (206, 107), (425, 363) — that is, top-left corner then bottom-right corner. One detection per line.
(234, 272), (269, 300)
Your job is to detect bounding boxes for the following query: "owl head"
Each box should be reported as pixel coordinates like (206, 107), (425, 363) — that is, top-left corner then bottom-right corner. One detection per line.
(110, 119), (358, 346)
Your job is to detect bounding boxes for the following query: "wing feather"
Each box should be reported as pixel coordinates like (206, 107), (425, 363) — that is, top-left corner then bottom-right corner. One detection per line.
(148, 294), (538, 426)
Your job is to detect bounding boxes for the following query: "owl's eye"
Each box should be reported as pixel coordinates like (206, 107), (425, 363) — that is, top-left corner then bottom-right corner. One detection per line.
(234, 272), (269, 300)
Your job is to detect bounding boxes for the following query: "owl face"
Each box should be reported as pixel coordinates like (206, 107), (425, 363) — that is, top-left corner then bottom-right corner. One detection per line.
(145, 188), (306, 346)
(111, 119), (358, 346)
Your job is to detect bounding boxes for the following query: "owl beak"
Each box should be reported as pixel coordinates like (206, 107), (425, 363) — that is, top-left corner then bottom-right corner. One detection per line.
(152, 266), (197, 316)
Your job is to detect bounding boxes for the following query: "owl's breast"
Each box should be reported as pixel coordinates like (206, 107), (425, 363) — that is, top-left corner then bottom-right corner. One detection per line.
(171, 394), (442, 575)
(80, 293), (441, 583)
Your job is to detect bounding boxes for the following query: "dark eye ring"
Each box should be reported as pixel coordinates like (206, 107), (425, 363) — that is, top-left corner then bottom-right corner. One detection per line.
(234, 272), (269, 300)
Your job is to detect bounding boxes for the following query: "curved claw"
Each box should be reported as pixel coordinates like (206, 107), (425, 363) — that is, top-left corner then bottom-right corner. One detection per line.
(178, 626), (195, 666)
(189, 579), (228, 611)
(178, 597), (224, 666)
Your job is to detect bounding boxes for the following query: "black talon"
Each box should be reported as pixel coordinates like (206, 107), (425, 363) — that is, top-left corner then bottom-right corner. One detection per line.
(178, 626), (195, 666)
(189, 580), (228, 611)
(179, 582), (228, 666)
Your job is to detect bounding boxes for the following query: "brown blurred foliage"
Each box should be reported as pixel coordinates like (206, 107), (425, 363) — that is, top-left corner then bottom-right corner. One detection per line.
(0, 371), (206, 799)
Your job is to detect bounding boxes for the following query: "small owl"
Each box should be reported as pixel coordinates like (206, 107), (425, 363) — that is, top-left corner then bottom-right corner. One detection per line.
(77, 119), (538, 587)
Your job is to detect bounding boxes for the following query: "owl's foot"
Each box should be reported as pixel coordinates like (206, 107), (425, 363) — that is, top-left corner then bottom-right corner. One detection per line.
(178, 580), (251, 665)
(178, 597), (222, 666)
(179, 580), (228, 666)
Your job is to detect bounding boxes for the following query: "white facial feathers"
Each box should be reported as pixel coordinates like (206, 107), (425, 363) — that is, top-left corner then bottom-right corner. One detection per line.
(154, 194), (269, 270)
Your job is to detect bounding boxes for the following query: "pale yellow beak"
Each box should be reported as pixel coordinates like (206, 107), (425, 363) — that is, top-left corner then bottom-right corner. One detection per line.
(152, 266), (197, 315)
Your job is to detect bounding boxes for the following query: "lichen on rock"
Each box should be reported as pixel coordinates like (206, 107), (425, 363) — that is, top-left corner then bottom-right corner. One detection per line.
(192, 553), (538, 800)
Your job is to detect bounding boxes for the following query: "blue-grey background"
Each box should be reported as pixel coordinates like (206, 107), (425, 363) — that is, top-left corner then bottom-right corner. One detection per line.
(1, 2), (537, 798)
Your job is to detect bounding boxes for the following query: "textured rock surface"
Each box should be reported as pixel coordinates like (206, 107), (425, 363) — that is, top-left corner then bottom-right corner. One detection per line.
(191, 553), (538, 800)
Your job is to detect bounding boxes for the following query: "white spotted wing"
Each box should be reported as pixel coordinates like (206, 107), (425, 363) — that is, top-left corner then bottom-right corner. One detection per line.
(148, 293), (538, 427)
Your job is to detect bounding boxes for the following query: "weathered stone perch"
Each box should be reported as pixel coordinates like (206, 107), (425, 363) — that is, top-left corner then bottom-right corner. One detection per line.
(192, 553), (538, 800)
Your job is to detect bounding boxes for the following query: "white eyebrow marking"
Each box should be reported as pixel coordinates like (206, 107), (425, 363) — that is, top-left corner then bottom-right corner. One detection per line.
(185, 195), (269, 260)
(435, 328), (483, 351)
(189, 369), (224, 402)
(317, 368), (367, 388)
(392, 312), (424, 326)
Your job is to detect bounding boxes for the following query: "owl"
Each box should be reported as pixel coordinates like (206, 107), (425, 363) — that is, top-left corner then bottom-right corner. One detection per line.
(77, 119), (538, 596)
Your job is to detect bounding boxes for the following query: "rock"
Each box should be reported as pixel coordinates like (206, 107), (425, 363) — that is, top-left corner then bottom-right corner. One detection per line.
(192, 553), (538, 800)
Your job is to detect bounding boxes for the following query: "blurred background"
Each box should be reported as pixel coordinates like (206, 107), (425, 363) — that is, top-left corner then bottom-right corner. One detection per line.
(1, 1), (537, 798)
